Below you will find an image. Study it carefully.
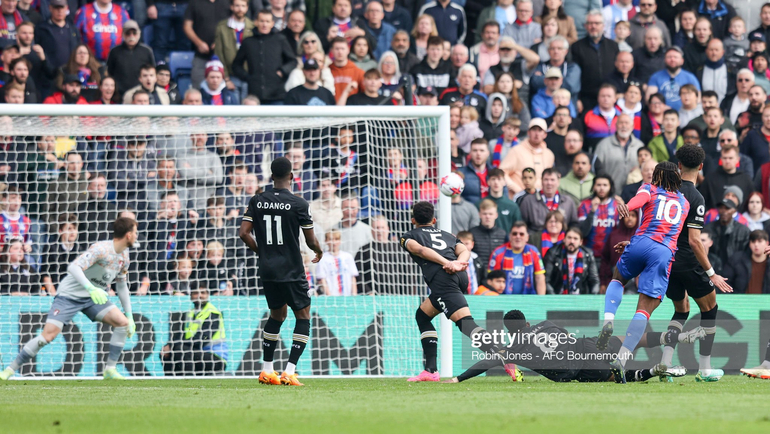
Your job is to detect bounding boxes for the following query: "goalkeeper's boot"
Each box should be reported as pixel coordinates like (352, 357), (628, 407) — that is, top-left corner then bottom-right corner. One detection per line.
(658, 365), (686, 382)
(695, 369), (724, 382)
(740, 366), (770, 379)
(609, 358), (626, 384)
(280, 372), (304, 386)
(504, 364), (523, 382)
(103, 368), (125, 380)
(596, 322), (614, 351)
(679, 326), (707, 344)
(0, 367), (14, 381)
(407, 370), (440, 382)
(258, 371), (281, 385)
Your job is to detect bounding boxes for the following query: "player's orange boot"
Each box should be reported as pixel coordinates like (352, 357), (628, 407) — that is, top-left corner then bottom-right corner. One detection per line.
(280, 372), (304, 386)
(258, 371), (281, 385)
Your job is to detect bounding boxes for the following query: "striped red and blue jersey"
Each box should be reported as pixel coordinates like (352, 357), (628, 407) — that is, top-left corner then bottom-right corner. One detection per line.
(583, 106), (621, 142)
(488, 243), (545, 294)
(0, 212), (31, 246)
(76, 4), (130, 61)
(578, 197), (619, 256)
(634, 183), (690, 252)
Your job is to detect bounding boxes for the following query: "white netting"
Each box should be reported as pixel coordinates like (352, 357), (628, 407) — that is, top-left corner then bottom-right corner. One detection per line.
(0, 108), (450, 377)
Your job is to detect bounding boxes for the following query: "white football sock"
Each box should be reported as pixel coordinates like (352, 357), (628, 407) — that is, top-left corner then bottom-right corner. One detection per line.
(285, 362), (296, 376)
(263, 361), (274, 373)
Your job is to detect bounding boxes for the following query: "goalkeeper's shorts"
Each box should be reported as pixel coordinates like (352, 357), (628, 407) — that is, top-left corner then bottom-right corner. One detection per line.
(46, 295), (117, 329)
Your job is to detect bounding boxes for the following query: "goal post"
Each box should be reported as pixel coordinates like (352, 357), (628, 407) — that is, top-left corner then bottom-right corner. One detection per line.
(0, 104), (454, 378)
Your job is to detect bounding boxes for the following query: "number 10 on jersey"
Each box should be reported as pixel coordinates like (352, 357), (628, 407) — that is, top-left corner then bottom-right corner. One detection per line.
(655, 195), (683, 224)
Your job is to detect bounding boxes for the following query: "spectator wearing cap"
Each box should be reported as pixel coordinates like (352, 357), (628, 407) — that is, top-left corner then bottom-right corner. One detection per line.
(529, 36), (580, 104)
(696, 39), (734, 104)
(627, 0), (671, 51)
(703, 185), (750, 226)
(200, 58), (239, 105)
(146, 0), (192, 63)
(698, 0), (736, 41)
(184, 0), (230, 90)
(106, 20), (155, 96)
(417, 85), (438, 105)
(593, 113), (644, 190)
(42, 73), (88, 104)
(285, 50), (335, 95)
(123, 64), (170, 105)
(705, 195), (751, 270)
(214, 0), (253, 103)
(418, 0), (466, 46)
(571, 9), (619, 111)
(75, 0), (130, 62)
(284, 57), (336, 105)
(646, 46), (700, 112)
(232, 9), (296, 105)
(500, 118), (555, 194)
(530, 67), (575, 119)
(35, 0), (79, 74)
(156, 64), (182, 104)
(501, 0), (540, 49)
(470, 21), (499, 81)
(631, 26), (665, 84)
(390, 30), (418, 74)
(700, 144), (754, 210)
(739, 30), (768, 72)
(0, 0), (26, 49)
(439, 64), (487, 113)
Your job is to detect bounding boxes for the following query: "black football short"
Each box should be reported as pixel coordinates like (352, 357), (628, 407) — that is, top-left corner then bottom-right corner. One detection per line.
(262, 280), (311, 310)
(427, 272), (470, 317)
(573, 336), (623, 382)
(666, 266), (714, 301)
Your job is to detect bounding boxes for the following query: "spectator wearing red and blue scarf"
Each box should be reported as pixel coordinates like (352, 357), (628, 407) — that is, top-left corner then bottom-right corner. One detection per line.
(578, 175), (619, 260)
(488, 117), (520, 168)
(543, 227), (600, 294)
(200, 58), (240, 105)
(75, 0), (130, 62)
(458, 138), (492, 206)
(488, 221), (546, 295)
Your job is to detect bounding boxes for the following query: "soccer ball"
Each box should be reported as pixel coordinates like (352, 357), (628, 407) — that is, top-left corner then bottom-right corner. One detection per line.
(439, 173), (464, 197)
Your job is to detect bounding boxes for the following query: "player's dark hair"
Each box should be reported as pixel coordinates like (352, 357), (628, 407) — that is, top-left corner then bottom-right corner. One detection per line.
(675, 144), (705, 170)
(271, 157), (293, 180)
(651, 161), (681, 192)
(412, 201), (435, 225)
(503, 309), (527, 333)
(591, 174), (615, 199)
(113, 217), (137, 239)
(750, 229), (770, 243)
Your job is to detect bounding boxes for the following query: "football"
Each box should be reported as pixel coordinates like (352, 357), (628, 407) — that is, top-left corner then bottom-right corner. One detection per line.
(439, 173), (465, 197)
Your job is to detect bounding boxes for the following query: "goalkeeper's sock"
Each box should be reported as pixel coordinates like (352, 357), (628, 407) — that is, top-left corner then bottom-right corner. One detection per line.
(286, 319), (310, 374)
(617, 310), (650, 368)
(603, 280), (624, 325)
(456, 316), (500, 355)
(661, 311), (688, 366)
(105, 326), (127, 370)
(699, 305), (718, 371)
(415, 308), (438, 373)
(262, 317), (283, 371)
(10, 335), (49, 371)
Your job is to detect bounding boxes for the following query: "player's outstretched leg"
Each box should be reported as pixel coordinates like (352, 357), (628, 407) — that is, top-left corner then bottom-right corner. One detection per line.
(741, 339), (770, 379)
(598, 276), (626, 350)
(259, 312), (284, 385)
(0, 323), (59, 380)
(281, 311), (310, 386)
(408, 307), (439, 382)
(695, 303), (722, 382)
(613, 294), (660, 383)
(101, 309), (129, 380)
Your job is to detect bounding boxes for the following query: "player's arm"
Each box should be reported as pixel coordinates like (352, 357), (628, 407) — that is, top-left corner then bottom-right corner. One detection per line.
(444, 358), (502, 383)
(534, 273), (546, 295)
(67, 248), (109, 304)
(351, 276), (358, 295)
(115, 278), (136, 337)
(688, 227), (733, 293)
(617, 188), (650, 218)
(238, 219), (259, 254)
(404, 238), (451, 266)
(444, 241), (471, 274)
(302, 227), (323, 263)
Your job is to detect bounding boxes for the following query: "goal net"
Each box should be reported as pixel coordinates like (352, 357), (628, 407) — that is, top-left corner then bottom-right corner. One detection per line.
(0, 105), (453, 378)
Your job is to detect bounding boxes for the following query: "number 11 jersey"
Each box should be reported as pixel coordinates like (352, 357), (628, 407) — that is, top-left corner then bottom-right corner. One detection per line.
(634, 183), (690, 253)
(243, 188), (314, 282)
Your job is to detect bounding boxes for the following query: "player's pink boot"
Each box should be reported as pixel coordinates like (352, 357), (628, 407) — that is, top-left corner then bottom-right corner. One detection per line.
(407, 370), (440, 382)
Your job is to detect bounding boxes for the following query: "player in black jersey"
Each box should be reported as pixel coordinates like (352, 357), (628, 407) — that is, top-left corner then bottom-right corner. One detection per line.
(659, 145), (733, 382)
(239, 157), (324, 387)
(445, 310), (688, 384)
(401, 201), (509, 382)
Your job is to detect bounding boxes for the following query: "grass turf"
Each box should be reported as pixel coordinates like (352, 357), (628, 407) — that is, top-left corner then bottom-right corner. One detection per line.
(0, 376), (768, 434)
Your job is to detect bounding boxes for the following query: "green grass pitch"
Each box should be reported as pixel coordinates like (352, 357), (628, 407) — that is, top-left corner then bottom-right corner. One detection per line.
(1, 376), (768, 434)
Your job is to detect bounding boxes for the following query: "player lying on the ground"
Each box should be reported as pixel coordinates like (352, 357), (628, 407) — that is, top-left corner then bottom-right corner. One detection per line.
(598, 161), (689, 383)
(401, 201), (510, 382)
(444, 309), (703, 384)
(741, 338), (770, 379)
(657, 145), (732, 383)
(1, 218), (139, 381)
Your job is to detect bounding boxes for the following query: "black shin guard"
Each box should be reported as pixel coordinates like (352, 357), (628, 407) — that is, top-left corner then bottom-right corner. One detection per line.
(416, 309), (438, 373)
(699, 304), (718, 357)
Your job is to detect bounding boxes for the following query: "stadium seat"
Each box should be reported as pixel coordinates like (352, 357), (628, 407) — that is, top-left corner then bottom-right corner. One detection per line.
(169, 51), (194, 80)
(142, 25), (153, 48)
(176, 76), (192, 94)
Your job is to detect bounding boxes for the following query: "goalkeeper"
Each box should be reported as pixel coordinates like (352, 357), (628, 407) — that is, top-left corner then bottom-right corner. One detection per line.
(446, 310), (703, 383)
(1, 218), (139, 380)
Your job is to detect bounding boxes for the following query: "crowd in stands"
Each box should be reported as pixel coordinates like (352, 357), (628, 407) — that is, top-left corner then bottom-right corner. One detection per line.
(1, 0), (770, 296)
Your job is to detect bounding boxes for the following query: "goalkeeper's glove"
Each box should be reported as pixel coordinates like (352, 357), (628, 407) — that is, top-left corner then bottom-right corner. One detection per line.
(126, 316), (136, 338)
(85, 283), (108, 305)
